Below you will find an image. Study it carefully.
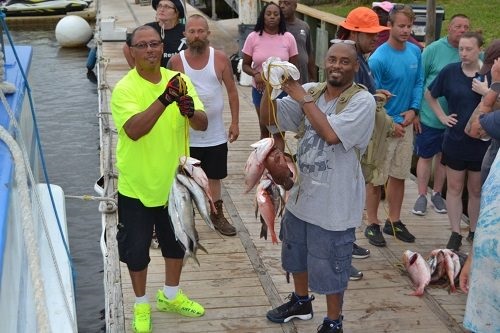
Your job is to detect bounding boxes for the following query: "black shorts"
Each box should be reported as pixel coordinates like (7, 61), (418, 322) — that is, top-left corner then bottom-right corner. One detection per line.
(117, 192), (184, 272)
(190, 143), (228, 179)
(440, 152), (482, 172)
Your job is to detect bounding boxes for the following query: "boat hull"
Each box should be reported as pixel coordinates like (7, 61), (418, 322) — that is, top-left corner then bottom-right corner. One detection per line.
(0, 46), (77, 332)
(1, 0), (90, 17)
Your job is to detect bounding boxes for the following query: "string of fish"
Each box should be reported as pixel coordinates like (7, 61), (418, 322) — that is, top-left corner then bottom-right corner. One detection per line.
(261, 62), (300, 190)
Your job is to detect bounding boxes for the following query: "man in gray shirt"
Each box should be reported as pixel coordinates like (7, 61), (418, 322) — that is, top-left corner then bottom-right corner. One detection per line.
(261, 43), (375, 333)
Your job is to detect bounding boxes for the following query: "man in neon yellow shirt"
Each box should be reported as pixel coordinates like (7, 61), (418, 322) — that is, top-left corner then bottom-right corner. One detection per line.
(111, 25), (207, 333)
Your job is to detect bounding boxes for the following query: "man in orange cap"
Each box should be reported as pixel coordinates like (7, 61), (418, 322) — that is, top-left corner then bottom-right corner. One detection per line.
(337, 7), (390, 95)
(336, 6), (393, 281)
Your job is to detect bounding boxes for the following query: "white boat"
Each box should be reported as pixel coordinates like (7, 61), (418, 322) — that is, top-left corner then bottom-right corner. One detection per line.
(1, 0), (90, 16)
(0, 22), (78, 333)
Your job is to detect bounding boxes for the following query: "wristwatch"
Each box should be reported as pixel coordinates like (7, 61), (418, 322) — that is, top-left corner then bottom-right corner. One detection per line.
(299, 94), (314, 108)
(490, 81), (500, 93)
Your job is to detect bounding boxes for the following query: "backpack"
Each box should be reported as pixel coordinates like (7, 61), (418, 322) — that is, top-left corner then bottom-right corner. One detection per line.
(306, 82), (394, 183)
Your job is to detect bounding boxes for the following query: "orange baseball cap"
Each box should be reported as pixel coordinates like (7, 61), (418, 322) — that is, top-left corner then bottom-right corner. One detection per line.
(340, 7), (390, 33)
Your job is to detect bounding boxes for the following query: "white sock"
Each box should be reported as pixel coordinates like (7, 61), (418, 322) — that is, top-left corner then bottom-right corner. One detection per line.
(163, 285), (179, 300)
(432, 191), (439, 196)
(135, 295), (149, 304)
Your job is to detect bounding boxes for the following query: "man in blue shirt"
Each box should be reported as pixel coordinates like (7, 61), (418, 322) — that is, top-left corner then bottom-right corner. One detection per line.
(366, 4), (423, 246)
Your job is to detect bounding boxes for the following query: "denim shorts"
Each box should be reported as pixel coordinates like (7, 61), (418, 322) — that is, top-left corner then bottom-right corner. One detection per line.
(117, 192), (185, 271)
(251, 86), (286, 107)
(279, 210), (355, 295)
(414, 124), (444, 158)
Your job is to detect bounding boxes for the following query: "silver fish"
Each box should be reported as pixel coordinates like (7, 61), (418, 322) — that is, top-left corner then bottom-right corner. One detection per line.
(176, 173), (216, 231)
(427, 255), (437, 275)
(179, 156), (216, 212)
(168, 179), (191, 255)
(168, 178), (206, 266)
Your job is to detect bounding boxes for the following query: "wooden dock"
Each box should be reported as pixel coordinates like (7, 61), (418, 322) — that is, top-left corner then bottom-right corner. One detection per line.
(96, 1), (472, 332)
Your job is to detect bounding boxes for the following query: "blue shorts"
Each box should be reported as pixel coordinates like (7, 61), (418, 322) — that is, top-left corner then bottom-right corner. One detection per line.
(190, 143), (228, 179)
(252, 86), (286, 108)
(279, 210), (355, 295)
(117, 193), (185, 272)
(414, 124), (444, 158)
(441, 152), (482, 172)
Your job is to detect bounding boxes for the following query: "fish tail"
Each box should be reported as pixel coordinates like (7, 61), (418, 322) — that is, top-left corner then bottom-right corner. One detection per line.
(259, 216), (268, 240)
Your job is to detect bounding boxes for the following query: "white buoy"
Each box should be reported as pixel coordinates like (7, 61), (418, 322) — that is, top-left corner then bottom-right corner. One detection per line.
(55, 15), (93, 47)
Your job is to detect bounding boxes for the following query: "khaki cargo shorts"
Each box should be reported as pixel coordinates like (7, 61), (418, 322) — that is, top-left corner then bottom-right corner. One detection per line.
(372, 125), (414, 186)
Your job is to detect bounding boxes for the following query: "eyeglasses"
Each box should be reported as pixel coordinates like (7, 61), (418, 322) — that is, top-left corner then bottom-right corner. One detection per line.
(330, 39), (356, 45)
(131, 41), (163, 49)
(157, 3), (175, 10)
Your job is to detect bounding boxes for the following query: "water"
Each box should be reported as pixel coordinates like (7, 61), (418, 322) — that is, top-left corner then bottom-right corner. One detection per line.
(8, 29), (104, 332)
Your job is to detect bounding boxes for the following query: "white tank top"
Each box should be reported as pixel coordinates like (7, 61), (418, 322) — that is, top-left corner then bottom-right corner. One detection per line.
(180, 47), (226, 147)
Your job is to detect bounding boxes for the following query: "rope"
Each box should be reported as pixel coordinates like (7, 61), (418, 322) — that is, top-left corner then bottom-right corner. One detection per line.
(66, 194), (118, 214)
(0, 126), (50, 333)
(0, 13), (77, 286)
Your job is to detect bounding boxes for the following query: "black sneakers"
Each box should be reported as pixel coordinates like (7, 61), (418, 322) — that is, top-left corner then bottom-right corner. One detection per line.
(446, 232), (463, 251)
(352, 243), (370, 259)
(383, 220), (415, 243)
(266, 293), (315, 323)
(364, 223), (386, 247)
(349, 265), (363, 281)
(466, 231), (475, 243)
(317, 316), (343, 333)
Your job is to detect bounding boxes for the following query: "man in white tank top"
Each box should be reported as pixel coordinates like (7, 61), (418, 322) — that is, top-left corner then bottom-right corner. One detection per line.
(169, 14), (240, 236)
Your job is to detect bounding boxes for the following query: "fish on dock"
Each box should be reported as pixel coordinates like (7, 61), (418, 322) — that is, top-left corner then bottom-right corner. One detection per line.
(402, 250), (431, 296)
(428, 248), (463, 292)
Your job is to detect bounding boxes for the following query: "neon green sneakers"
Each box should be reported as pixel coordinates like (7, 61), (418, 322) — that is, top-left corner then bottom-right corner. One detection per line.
(156, 289), (205, 317)
(132, 303), (152, 333)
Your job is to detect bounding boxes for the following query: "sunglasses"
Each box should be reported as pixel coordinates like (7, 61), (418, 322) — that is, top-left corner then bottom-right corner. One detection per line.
(131, 40), (163, 50)
(330, 39), (356, 45)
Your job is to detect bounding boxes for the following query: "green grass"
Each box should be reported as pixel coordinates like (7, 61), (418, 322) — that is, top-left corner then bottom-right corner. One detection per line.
(314, 0), (498, 45)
